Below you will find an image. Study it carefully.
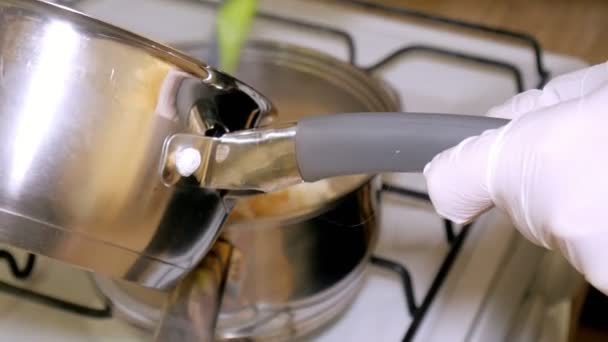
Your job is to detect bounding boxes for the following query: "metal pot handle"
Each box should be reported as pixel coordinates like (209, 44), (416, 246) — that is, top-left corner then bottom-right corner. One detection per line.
(160, 112), (508, 193)
(154, 240), (234, 342)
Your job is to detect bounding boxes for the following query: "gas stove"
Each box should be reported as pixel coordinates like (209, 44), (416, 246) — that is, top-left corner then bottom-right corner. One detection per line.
(0, 1), (587, 341)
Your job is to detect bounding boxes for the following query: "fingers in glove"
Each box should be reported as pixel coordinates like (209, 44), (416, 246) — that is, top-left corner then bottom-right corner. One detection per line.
(424, 62), (608, 224)
(423, 127), (503, 224)
(487, 61), (608, 119)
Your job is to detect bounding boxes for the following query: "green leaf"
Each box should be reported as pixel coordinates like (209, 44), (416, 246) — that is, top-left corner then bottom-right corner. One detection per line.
(217, 0), (257, 74)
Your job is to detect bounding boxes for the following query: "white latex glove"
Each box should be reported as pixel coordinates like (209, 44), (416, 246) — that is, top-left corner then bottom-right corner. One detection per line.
(423, 61), (608, 293)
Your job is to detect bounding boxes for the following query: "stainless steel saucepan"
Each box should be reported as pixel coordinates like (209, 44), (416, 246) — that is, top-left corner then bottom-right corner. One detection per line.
(0, 0), (272, 290)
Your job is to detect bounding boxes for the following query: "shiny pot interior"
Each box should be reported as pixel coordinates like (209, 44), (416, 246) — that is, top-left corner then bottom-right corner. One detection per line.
(94, 41), (400, 340)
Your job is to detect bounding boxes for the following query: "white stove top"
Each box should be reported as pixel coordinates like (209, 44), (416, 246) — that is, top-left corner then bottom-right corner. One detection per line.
(0, 1), (587, 341)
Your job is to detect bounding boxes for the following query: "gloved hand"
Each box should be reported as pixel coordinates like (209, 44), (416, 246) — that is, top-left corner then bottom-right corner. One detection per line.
(423, 61), (608, 293)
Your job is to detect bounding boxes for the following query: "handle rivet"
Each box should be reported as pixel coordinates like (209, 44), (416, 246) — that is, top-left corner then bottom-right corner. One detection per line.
(175, 148), (201, 177)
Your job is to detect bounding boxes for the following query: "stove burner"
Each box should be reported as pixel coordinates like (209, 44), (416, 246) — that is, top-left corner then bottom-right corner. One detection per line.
(0, 0), (545, 340)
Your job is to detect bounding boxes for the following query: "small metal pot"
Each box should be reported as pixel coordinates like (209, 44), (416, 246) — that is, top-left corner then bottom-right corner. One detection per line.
(0, 0), (272, 289)
(93, 41), (400, 341)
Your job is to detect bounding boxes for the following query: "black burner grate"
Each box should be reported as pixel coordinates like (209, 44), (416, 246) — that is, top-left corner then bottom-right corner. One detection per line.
(334, 0), (549, 88)
(371, 185), (472, 341)
(0, 251), (112, 318)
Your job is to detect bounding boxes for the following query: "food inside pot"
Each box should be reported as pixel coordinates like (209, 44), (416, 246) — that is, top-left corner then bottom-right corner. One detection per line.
(230, 180), (334, 220)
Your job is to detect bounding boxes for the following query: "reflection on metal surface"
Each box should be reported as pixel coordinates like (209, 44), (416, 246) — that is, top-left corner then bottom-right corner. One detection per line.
(10, 21), (79, 193)
(155, 240), (233, 342)
(0, 0), (271, 289)
(161, 125), (302, 192)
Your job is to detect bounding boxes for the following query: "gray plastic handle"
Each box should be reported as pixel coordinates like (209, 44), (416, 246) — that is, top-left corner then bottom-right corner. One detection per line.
(295, 112), (509, 182)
